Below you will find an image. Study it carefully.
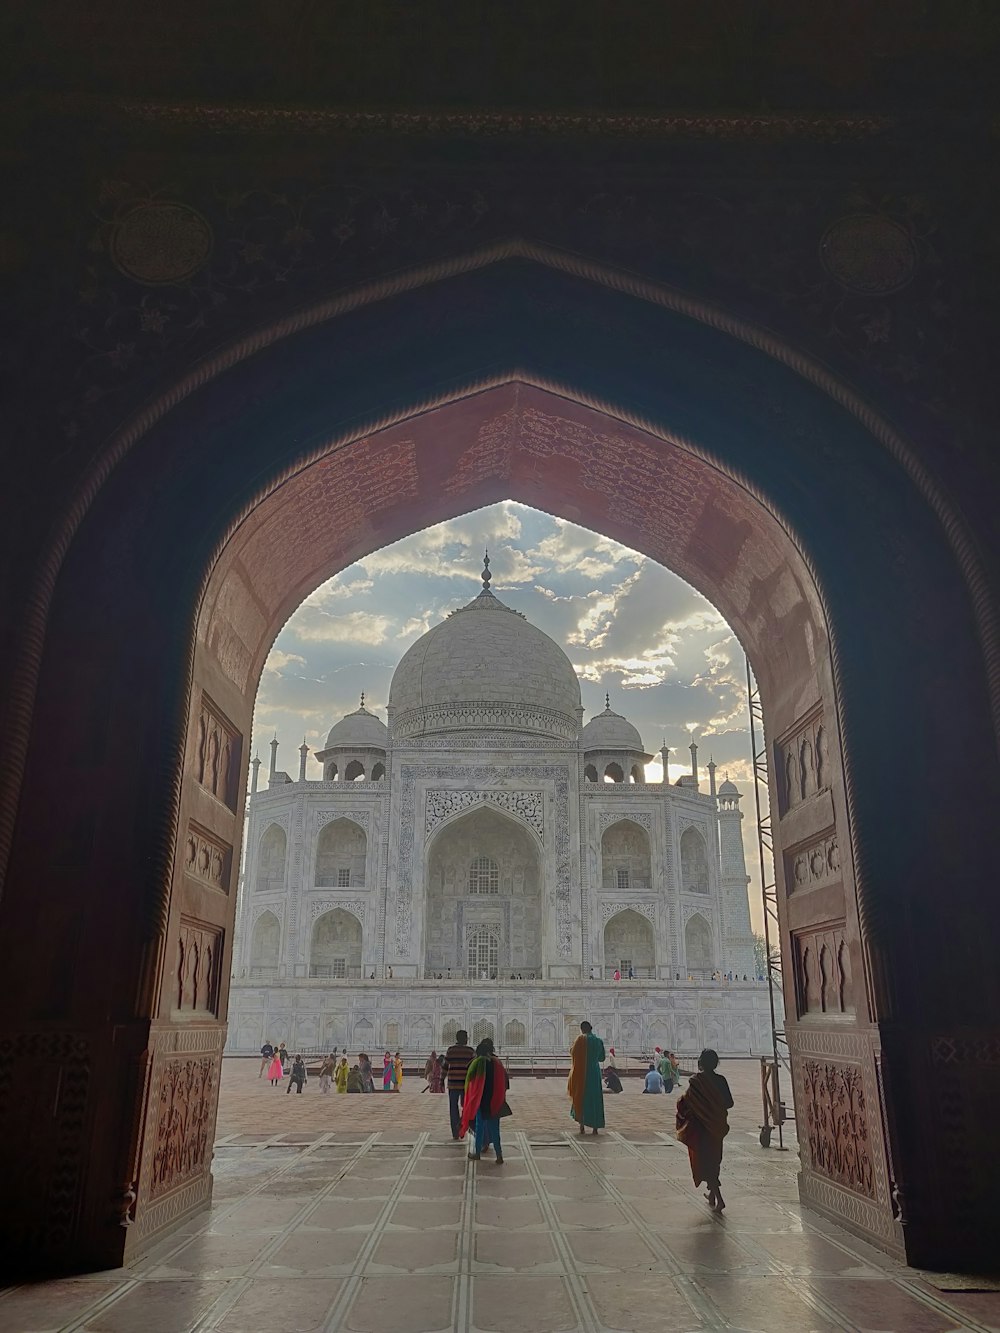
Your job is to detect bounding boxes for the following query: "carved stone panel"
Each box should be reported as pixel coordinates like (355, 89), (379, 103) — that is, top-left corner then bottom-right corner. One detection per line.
(183, 820), (233, 893)
(786, 831), (840, 894)
(175, 918), (223, 1016)
(149, 1056), (216, 1200)
(775, 707), (829, 816)
(801, 1058), (876, 1199)
(793, 921), (854, 1017)
(194, 694), (241, 810)
(425, 789), (543, 839)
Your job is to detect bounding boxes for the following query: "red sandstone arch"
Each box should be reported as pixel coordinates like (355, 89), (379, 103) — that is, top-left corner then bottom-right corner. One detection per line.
(2, 251), (997, 1277)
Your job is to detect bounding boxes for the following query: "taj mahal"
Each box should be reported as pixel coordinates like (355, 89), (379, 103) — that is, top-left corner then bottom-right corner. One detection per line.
(227, 558), (773, 1057)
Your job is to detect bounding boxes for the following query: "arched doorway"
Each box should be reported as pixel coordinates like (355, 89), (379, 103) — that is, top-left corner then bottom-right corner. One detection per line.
(314, 817), (367, 889)
(684, 913), (715, 978)
(249, 910), (281, 979)
(680, 827), (710, 895)
(309, 909), (363, 979)
(255, 823), (287, 894)
(604, 909), (656, 978)
(3, 253), (997, 1272)
(601, 819), (652, 893)
(424, 805), (542, 979)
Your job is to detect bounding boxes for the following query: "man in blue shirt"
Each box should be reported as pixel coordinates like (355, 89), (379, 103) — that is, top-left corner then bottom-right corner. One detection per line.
(643, 1063), (665, 1093)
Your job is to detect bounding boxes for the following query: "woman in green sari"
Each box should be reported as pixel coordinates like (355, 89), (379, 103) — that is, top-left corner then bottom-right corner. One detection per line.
(568, 1021), (606, 1134)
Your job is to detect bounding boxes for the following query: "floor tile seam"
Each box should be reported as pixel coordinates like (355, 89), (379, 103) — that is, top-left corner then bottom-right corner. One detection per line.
(451, 1137), (478, 1333)
(53, 1277), (145, 1333)
(192, 1132), (384, 1332)
(669, 1273), (730, 1331)
(520, 1134), (604, 1333)
(321, 1131), (432, 1333)
(890, 1277), (996, 1333)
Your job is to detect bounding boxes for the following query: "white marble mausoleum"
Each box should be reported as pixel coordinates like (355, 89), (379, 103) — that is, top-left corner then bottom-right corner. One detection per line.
(227, 560), (773, 1056)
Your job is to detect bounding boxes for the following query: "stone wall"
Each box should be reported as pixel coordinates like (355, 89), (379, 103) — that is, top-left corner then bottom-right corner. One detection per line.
(225, 979), (779, 1057)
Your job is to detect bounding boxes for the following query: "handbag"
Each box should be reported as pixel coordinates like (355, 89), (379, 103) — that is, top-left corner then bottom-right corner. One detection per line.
(498, 1100), (513, 1118)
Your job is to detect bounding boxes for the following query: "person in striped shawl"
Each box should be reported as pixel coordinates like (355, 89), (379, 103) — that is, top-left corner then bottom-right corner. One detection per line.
(459, 1038), (510, 1164)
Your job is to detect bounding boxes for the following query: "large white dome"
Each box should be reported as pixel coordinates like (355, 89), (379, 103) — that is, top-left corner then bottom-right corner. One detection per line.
(388, 569), (582, 741)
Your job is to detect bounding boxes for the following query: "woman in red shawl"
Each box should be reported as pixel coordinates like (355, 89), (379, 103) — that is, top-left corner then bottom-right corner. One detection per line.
(675, 1048), (734, 1212)
(459, 1037), (509, 1164)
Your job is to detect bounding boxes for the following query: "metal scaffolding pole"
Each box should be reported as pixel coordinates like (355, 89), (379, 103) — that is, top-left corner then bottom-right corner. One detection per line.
(746, 655), (788, 1150)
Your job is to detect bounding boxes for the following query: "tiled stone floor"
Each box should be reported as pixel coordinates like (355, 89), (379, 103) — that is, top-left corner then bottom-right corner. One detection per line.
(3, 1058), (999, 1332)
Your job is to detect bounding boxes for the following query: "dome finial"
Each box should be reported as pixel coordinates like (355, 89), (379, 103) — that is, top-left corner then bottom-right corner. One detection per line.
(360, 690), (365, 710)
(605, 691), (611, 711)
(482, 548), (491, 591)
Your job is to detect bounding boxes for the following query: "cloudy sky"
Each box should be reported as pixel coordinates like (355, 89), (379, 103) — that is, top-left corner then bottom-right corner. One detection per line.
(252, 501), (769, 932)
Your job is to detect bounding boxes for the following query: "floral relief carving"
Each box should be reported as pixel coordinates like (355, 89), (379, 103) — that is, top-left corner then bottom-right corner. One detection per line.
(787, 831), (840, 893)
(309, 898), (366, 923)
(194, 695), (241, 810)
(802, 1059), (875, 1199)
(600, 900), (655, 923)
(425, 789), (543, 840)
(150, 1057), (215, 1199)
(183, 821), (232, 893)
(316, 809), (372, 832)
(596, 810), (653, 834)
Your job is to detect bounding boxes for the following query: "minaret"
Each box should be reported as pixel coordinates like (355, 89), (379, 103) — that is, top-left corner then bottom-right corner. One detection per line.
(250, 752), (261, 795)
(298, 737), (309, 782)
(707, 756), (717, 797)
(660, 740), (671, 785)
(269, 734), (278, 780)
(689, 736), (699, 788)
(717, 776), (755, 976)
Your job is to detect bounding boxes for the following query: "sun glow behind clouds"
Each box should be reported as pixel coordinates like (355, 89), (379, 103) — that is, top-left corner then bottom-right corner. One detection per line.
(253, 501), (770, 932)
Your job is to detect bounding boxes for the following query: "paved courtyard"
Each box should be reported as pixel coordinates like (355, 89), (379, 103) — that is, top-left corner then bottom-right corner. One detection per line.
(3, 1058), (998, 1332)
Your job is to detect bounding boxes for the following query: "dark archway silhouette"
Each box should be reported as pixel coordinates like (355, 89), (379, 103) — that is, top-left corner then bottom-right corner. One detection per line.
(1, 252), (997, 1274)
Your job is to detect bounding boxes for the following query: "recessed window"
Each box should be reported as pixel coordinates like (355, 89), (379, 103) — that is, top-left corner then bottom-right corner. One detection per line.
(468, 930), (499, 977)
(332, 957), (346, 979)
(469, 856), (499, 894)
(337, 867), (351, 887)
(616, 867), (630, 891)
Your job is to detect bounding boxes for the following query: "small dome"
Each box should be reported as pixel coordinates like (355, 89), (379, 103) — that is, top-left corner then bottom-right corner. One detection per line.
(388, 555), (582, 740)
(718, 778), (740, 796)
(581, 698), (647, 754)
(322, 701), (388, 751)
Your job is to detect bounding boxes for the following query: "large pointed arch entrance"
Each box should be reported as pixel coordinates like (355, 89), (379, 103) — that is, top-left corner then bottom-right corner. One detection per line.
(1, 252), (997, 1274)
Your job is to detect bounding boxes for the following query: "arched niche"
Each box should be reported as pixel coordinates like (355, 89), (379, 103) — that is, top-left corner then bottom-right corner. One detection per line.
(604, 762), (625, 784)
(584, 764), (599, 783)
(601, 819), (652, 892)
(371, 762), (386, 781)
(630, 764), (644, 783)
(685, 913), (714, 976)
(324, 761), (339, 781)
(472, 1019), (495, 1047)
(680, 826), (710, 894)
(255, 823), (287, 893)
(249, 910), (280, 976)
(424, 805), (542, 978)
(344, 759), (366, 782)
(604, 909), (655, 977)
(309, 908), (362, 979)
(504, 1019), (526, 1048)
(315, 817), (367, 888)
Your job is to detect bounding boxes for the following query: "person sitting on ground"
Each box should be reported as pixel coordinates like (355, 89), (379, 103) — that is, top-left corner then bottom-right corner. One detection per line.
(603, 1064), (623, 1094)
(286, 1053), (306, 1094)
(346, 1063), (363, 1093)
(675, 1048), (734, 1213)
(643, 1062), (665, 1093)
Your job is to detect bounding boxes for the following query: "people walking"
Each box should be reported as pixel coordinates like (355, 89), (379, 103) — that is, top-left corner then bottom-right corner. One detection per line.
(393, 1051), (404, 1091)
(286, 1053), (306, 1094)
(277, 1042), (288, 1071)
(267, 1050), (283, 1086)
(460, 1037), (510, 1164)
(358, 1052), (375, 1093)
(346, 1063), (363, 1093)
(675, 1048), (734, 1212)
(425, 1050), (444, 1093)
(259, 1040), (275, 1078)
(382, 1052), (395, 1092)
(568, 1020), (606, 1134)
(442, 1029), (474, 1139)
(335, 1056), (349, 1093)
(643, 1063), (665, 1093)
(318, 1053), (335, 1094)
